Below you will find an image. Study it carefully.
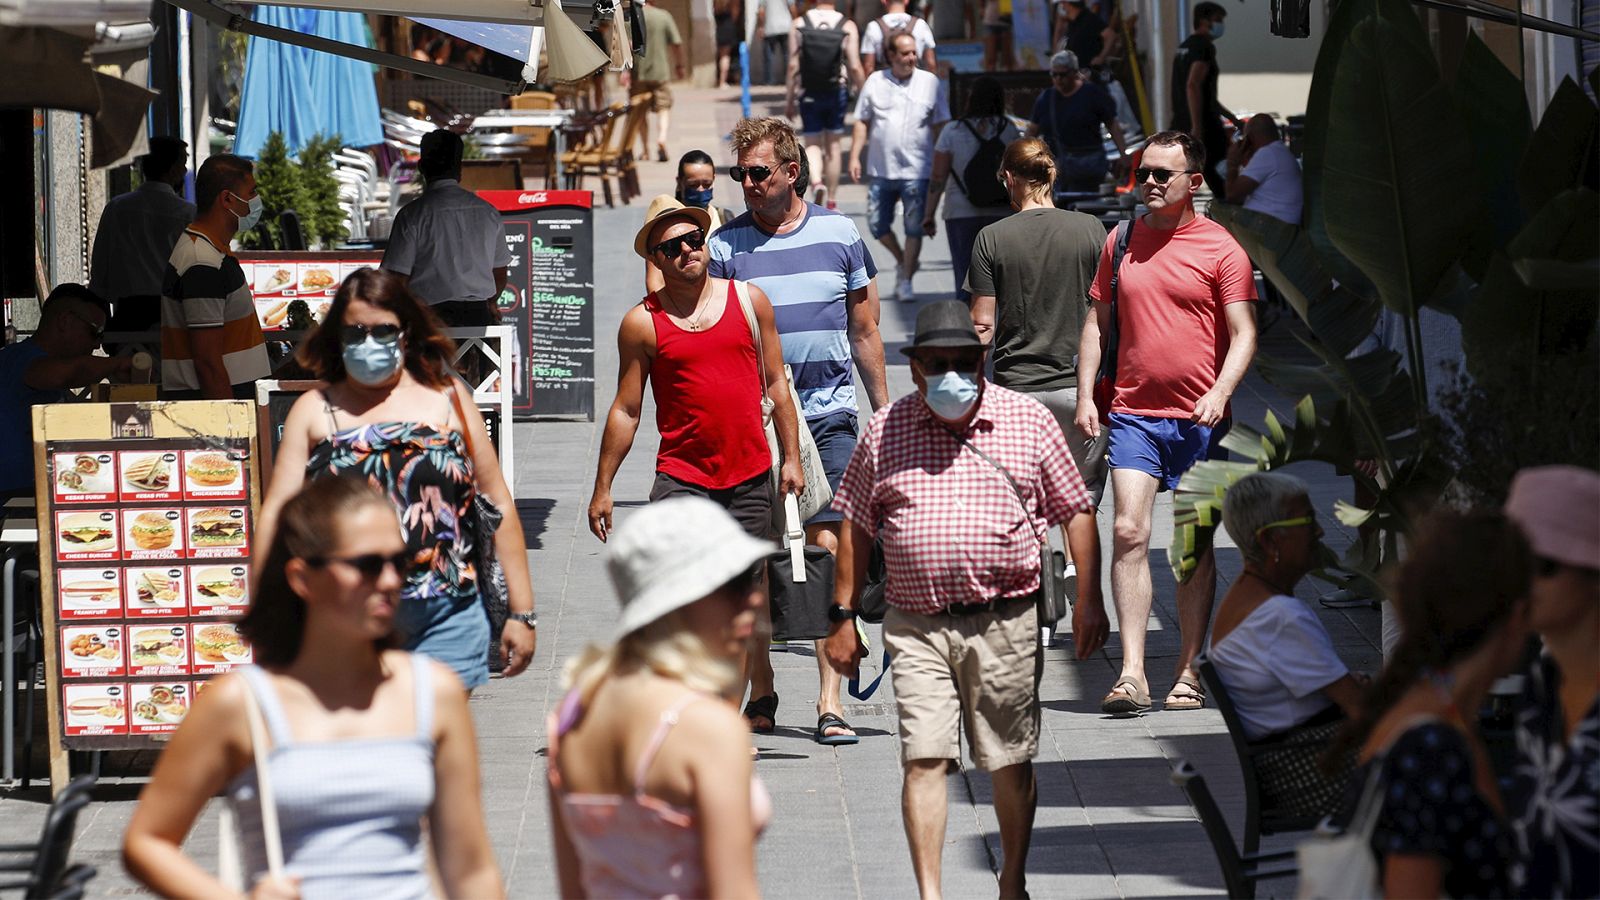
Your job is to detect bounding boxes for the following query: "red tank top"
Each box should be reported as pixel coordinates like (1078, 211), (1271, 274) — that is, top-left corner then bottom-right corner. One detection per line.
(646, 281), (771, 489)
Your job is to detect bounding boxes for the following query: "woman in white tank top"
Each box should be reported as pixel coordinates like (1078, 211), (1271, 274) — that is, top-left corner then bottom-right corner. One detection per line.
(123, 477), (502, 898)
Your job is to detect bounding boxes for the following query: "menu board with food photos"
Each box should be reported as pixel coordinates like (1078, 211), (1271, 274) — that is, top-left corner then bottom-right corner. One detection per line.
(237, 252), (380, 332)
(32, 400), (259, 768)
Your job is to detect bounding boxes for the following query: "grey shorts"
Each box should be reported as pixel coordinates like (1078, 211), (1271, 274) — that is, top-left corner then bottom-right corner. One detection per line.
(1028, 386), (1109, 507)
(649, 470), (774, 540)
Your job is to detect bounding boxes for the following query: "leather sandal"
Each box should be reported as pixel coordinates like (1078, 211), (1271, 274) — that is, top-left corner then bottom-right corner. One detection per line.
(1164, 674), (1206, 711)
(743, 693), (778, 734)
(1100, 677), (1151, 716)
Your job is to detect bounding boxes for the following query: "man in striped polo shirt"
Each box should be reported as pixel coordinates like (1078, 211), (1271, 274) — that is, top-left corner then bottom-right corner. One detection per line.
(159, 154), (270, 400)
(709, 116), (889, 745)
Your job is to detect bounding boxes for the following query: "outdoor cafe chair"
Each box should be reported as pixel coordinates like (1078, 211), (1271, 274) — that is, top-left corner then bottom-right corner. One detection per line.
(562, 101), (629, 205)
(0, 775), (98, 899)
(1197, 655), (1325, 854)
(1171, 760), (1299, 900)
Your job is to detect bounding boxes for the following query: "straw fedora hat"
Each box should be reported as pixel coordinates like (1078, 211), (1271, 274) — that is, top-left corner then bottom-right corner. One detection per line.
(634, 195), (712, 259)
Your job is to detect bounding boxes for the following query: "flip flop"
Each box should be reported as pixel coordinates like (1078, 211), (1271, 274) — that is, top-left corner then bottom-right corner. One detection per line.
(1164, 675), (1206, 711)
(743, 693), (778, 734)
(1101, 677), (1152, 717)
(814, 712), (860, 746)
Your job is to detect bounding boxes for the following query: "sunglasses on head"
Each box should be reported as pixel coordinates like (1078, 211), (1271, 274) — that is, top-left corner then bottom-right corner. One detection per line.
(304, 550), (411, 579)
(1136, 167), (1199, 185)
(729, 164), (776, 184)
(650, 228), (707, 258)
(339, 323), (403, 345)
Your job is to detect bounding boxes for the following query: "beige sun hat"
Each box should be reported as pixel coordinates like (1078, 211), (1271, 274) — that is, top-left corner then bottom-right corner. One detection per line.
(634, 195), (712, 259)
(605, 496), (775, 639)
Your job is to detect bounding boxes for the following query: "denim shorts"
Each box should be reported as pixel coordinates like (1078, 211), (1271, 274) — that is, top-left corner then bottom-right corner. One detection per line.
(800, 86), (849, 135)
(805, 410), (858, 525)
(1106, 412), (1230, 492)
(866, 178), (929, 239)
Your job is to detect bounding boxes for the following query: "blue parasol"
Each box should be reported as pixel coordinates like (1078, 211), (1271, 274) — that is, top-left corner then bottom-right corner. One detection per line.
(235, 6), (383, 158)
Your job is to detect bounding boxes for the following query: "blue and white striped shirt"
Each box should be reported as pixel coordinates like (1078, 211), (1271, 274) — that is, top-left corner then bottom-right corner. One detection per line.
(708, 204), (877, 420)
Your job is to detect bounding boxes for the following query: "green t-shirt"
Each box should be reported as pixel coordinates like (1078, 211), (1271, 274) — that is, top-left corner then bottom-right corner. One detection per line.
(637, 5), (683, 84)
(963, 207), (1106, 391)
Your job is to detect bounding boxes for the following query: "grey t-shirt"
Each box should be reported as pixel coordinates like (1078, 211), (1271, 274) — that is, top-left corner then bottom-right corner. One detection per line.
(964, 207), (1106, 391)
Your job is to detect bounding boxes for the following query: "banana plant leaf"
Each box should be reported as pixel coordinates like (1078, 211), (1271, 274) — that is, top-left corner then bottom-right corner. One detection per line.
(1452, 31), (1532, 278)
(1518, 78), (1600, 215)
(1322, 0), (1477, 319)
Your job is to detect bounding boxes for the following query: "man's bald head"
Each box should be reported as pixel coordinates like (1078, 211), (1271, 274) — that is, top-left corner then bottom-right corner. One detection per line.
(1246, 114), (1280, 144)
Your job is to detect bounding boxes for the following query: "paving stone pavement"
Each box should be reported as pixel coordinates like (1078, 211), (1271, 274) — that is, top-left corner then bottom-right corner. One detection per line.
(0, 85), (1382, 898)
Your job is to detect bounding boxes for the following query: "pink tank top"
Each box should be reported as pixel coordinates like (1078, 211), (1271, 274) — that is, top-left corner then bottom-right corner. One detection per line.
(547, 689), (771, 898)
(645, 281), (771, 490)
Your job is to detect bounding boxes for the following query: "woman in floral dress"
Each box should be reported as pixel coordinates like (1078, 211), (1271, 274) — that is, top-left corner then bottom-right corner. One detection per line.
(259, 268), (536, 689)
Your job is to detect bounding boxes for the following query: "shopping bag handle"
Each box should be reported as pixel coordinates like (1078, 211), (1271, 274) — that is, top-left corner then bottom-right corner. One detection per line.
(784, 493), (806, 582)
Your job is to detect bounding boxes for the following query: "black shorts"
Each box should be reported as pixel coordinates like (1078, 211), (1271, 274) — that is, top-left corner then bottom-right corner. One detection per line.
(650, 470), (774, 540)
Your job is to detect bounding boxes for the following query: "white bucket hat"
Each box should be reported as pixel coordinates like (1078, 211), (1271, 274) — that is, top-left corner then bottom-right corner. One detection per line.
(605, 496), (775, 640)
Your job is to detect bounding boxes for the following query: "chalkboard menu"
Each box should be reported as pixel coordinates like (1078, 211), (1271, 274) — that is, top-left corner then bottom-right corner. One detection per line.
(479, 190), (596, 421)
(31, 401), (259, 770)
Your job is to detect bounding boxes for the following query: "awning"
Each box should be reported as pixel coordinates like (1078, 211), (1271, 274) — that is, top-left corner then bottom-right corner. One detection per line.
(0, 23), (159, 166)
(164, 0), (621, 92)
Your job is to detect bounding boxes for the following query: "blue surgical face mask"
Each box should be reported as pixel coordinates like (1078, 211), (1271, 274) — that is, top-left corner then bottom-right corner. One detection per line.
(231, 191), (264, 232)
(683, 186), (714, 208)
(923, 370), (980, 420)
(1209, 20), (1225, 37)
(342, 336), (404, 386)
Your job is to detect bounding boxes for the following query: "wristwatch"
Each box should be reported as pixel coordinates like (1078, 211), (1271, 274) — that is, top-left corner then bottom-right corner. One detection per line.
(507, 611), (538, 629)
(827, 604), (858, 623)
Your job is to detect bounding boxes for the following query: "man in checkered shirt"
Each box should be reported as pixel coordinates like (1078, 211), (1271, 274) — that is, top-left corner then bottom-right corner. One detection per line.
(822, 300), (1109, 899)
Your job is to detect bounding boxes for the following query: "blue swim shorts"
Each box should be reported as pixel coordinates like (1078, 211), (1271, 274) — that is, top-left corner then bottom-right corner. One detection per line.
(1106, 412), (1231, 492)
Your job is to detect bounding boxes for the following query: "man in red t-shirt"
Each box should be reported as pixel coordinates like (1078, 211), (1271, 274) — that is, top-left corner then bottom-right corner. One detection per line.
(1076, 131), (1258, 716)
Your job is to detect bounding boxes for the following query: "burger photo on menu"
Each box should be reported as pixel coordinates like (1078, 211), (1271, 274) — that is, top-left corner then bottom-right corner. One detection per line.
(127, 567), (186, 615)
(126, 509), (183, 557)
(57, 510), (119, 558)
(57, 568), (122, 619)
(190, 564), (248, 609)
(120, 451), (177, 499)
(182, 451), (243, 496)
(187, 507), (248, 557)
(192, 623), (251, 670)
(129, 625), (189, 673)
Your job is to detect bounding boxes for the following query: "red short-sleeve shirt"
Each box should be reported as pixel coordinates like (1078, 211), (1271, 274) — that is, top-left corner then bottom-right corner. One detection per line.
(1089, 215), (1256, 418)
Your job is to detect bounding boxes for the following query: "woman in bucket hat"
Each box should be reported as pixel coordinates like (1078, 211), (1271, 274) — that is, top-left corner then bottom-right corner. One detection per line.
(548, 496), (774, 898)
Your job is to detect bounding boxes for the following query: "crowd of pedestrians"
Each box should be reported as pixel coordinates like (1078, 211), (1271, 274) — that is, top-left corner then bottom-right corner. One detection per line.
(11, 69), (1590, 898)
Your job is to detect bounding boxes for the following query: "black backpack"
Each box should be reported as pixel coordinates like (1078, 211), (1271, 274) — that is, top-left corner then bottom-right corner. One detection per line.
(950, 119), (1011, 208)
(797, 12), (847, 95)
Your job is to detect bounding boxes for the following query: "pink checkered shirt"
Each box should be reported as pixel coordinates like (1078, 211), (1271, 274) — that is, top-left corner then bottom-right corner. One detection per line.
(831, 384), (1093, 615)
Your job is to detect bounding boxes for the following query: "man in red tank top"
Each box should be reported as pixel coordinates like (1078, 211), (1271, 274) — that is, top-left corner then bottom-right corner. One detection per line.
(588, 201), (803, 545)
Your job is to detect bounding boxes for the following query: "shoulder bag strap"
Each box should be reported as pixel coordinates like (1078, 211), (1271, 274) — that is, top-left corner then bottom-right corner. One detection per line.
(1097, 219), (1133, 383)
(952, 432), (1044, 544)
(446, 384), (481, 464)
(240, 677), (287, 878)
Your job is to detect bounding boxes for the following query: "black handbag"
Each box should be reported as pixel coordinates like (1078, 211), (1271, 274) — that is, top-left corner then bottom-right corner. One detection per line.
(767, 495), (834, 642)
(952, 435), (1070, 628)
(855, 540), (889, 624)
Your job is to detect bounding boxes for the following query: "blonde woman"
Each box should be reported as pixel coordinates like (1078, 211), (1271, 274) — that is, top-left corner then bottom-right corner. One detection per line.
(548, 497), (771, 899)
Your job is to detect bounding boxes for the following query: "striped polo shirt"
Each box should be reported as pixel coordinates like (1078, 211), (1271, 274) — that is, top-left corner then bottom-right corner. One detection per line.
(707, 204), (876, 420)
(159, 229), (270, 393)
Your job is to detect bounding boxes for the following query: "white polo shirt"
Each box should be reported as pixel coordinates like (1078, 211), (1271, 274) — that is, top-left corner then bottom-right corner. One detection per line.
(854, 68), (950, 181)
(381, 178), (512, 305)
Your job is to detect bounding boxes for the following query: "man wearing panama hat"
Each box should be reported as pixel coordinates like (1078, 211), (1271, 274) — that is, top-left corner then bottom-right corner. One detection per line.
(589, 197), (803, 546)
(823, 300), (1108, 898)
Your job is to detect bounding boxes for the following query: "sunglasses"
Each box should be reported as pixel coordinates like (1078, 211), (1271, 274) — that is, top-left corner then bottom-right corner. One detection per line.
(1136, 167), (1199, 185)
(66, 308), (105, 339)
(729, 165), (776, 184)
(1255, 515), (1316, 539)
(916, 354), (984, 376)
(339, 323), (403, 345)
(1050, 70), (1077, 80)
(305, 550), (412, 579)
(650, 228), (707, 258)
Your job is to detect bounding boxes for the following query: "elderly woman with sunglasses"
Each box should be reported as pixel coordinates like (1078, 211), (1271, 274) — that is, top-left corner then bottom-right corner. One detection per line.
(1203, 471), (1366, 819)
(258, 268), (536, 692)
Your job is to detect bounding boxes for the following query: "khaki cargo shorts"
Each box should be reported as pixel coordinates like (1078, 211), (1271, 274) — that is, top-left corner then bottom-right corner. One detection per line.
(630, 80), (673, 111)
(883, 598), (1041, 772)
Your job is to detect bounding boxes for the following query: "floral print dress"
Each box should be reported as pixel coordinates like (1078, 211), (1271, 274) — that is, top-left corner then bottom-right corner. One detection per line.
(307, 395), (489, 688)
